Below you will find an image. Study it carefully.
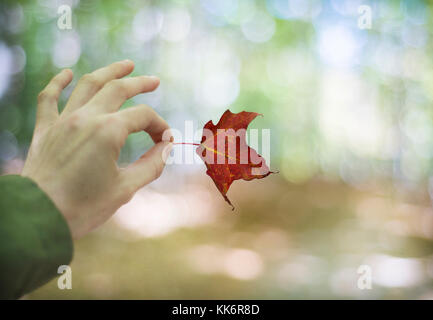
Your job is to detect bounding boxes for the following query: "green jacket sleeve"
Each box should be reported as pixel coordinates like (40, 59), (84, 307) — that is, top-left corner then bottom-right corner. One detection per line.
(0, 175), (73, 299)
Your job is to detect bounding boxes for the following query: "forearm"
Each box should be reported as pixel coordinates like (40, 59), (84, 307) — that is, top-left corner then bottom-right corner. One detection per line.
(0, 175), (73, 299)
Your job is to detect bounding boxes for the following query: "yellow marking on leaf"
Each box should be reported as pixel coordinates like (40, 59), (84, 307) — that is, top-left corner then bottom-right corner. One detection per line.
(202, 145), (239, 162)
(200, 130), (245, 163)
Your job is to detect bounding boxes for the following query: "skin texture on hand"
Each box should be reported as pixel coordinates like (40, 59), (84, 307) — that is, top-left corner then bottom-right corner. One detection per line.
(21, 60), (173, 239)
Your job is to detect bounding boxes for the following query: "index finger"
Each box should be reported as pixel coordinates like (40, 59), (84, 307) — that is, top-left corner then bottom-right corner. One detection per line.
(113, 104), (170, 143)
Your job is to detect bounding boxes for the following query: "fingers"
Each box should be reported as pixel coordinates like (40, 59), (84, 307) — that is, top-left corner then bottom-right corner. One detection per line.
(114, 104), (170, 143)
(115, 104), (171, 193)
(120, 141), (173, 190)
(62, 60), (135, 115)
(87, 76), (160, 113)
(36, 69), (73, 130)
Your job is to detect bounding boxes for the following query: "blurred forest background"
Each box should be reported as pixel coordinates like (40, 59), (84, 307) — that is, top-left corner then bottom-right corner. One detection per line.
(1, 0), (433, 299)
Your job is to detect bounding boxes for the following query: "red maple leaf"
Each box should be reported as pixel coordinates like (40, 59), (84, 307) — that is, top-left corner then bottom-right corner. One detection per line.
(195, 109), (275, 209)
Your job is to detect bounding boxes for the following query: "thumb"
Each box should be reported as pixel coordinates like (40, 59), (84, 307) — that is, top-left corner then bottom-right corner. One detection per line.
(121, 141), (173, 190)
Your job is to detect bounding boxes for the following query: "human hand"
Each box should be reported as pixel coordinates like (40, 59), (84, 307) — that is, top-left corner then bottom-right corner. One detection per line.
(21, 60), (172, 239)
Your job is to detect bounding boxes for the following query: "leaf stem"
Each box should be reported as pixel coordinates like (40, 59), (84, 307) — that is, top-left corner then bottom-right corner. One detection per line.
(172, 142), (200, 146)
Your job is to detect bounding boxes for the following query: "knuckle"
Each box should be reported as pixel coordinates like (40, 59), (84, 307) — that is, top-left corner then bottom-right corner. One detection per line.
(80, 73), (102, 88)
(93, 119), (115, 143)
(107, 79), (126, 96)
(137, 104), (160, 124)
(66, 113), (83, 130)
(94, 120), (108, 135)
(105, 115), (121, 127)
(93, 117), (106, 130)
(107, 79), (123, 90)
(37, 90), (55, 103)
(140, 104), (155, 116)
